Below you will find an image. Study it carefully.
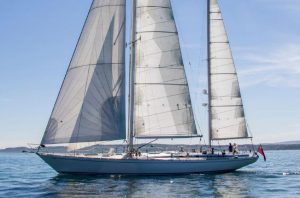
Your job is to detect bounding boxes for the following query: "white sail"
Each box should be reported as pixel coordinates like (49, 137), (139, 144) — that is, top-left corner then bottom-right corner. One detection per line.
(41, 0), (126, 144)
(133, 0), (197, 138)
(209, 0), (248, 140)
(67, 142), (99, 152)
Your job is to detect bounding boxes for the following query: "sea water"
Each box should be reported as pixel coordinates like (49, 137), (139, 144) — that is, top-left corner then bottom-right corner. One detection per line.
(0, 150), (299, 197)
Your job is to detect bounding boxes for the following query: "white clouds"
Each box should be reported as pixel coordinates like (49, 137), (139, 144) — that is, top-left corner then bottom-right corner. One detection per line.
(236, 44), (300, 88)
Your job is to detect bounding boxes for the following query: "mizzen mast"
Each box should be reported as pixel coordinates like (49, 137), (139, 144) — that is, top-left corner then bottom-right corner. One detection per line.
(128, 0), (137, 153)
(207, 0), (213, 147)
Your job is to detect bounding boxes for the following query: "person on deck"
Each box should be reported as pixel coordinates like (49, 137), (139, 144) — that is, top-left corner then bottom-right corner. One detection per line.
(233, 143), (238, 155)
(228, 143), (233, 153)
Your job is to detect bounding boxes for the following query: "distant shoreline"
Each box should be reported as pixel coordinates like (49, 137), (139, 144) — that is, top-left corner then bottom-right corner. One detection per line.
(1, 144), (300, 153)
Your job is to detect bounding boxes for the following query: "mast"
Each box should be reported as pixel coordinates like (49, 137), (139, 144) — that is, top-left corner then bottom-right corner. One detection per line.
(128, 0), (137, 153)
(207, 0), (212, 147)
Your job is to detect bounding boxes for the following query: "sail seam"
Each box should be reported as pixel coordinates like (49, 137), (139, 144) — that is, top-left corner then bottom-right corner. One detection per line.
(211, 105), (243, 107)
(69, 63), (125, 71)
(135, 121), (194, 132)
(210, 41), (229, 43)
(137, 31), (178, 34)
(211, 96), (241, 98)
(141, 34), (177, 43)
(137, 63), (180, 68)
(91, 4), (125, 12)
(142, 48), (180, 57)
(210, 73), (236, 75)
(137, 6), (170, 9)
(213, 121), (246, 130)
(136, 66), (183, 70)
(210, 57), (232, 60)
(134, 92), (188, 101)
(135, 135), (201, 139)
(140, 20), (172, 28)
(212, 137), (252, 141)
(136, 77), (186, 84)
(211, 109), (243, 116)
(136, 108), (191, 119)
(135, 83), (187, 86)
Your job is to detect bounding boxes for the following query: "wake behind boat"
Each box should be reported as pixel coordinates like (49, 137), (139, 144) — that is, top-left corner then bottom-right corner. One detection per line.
(37, 0), (259, 175)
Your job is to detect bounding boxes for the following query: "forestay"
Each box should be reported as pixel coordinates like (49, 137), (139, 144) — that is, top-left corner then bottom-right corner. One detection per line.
(209, 0), (248, 140)
(133, 0), (197, 138)
(41, 0), (126, 144)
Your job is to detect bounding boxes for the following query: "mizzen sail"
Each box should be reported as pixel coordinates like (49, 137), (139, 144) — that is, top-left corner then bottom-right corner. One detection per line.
(133, 0), (197, 138)
(41, 0), (126, 144)
(209, 0), (248, 140)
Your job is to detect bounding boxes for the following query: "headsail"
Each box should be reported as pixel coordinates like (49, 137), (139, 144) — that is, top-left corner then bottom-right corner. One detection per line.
(133, 0), (197, 138)
(41, 0), (126, 144)
(208, 0), (248, 140)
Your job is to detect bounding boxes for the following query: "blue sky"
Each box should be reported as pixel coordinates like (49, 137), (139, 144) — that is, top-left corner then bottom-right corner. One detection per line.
(0, 0), (299, 148)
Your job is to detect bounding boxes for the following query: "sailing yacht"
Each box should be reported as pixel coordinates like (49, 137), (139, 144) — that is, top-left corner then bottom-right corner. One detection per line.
(37, 0), (258, 174)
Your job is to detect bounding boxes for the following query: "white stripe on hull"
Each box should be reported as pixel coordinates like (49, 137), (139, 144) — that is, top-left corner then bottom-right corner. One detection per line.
(37, 153), (258, 175)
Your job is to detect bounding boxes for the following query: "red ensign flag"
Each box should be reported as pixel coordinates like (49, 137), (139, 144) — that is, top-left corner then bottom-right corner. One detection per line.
(257, 145), (266, 161)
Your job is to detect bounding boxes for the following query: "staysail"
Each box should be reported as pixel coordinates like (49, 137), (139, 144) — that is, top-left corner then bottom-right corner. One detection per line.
(41, 0), (126, 144)
(133, 0), (197, 138)
(208, 0), (249, 140)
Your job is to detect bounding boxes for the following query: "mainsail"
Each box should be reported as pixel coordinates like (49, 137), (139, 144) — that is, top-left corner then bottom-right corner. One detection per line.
(208, 0), (248, 140)
(41, 0), (126, 144)
(133, 0), (197, 138)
